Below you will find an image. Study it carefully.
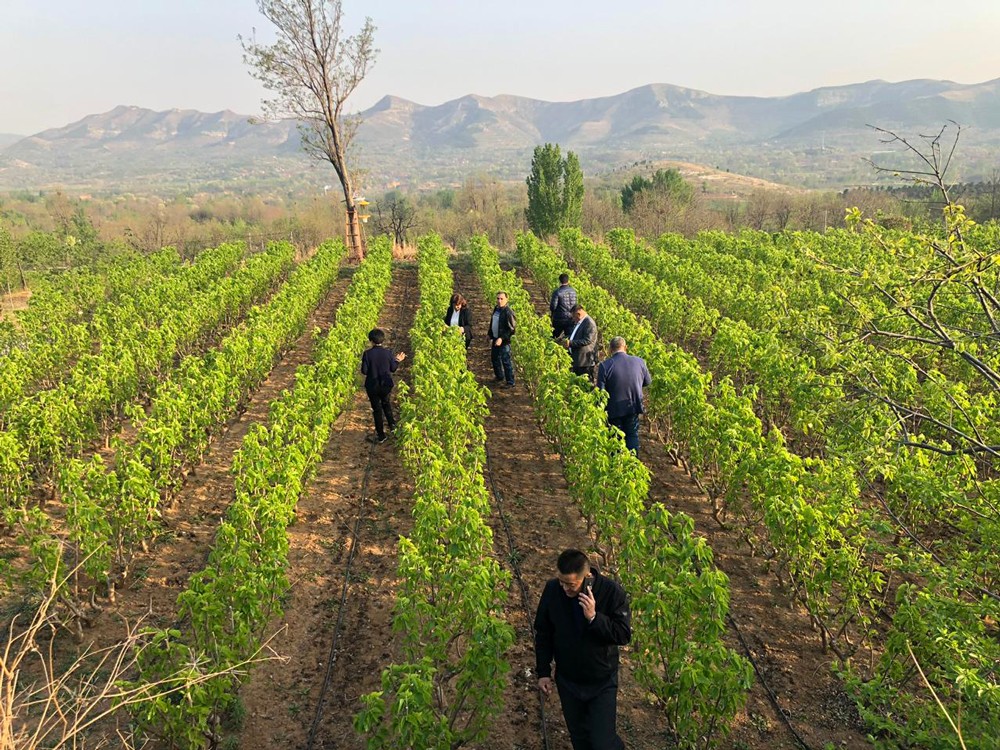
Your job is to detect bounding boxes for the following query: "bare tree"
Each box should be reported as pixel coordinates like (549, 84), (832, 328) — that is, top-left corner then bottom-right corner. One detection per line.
(455, 175), (525, 247)
(865, 122), (961, 224)
(772, 194), (794, 230)
(722, 199), (742, 231)
(241, 0), (377, 259)
(371, 192), (418, 248)
(580, 190), (625, 240)
(743, 190), (774, 231)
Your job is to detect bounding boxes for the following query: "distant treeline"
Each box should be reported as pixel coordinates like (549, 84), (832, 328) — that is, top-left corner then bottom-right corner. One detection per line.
(856, 179), (1000, 222)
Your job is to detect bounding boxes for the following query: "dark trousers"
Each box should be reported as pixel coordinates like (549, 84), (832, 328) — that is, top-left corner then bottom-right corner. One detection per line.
(366, 385), (395, 438)
(556, 674), (625, 750)
(608, 413), (640, 453)
(572, 364), (596, 384)
(491, 343), (514, 385)
(553, 319), (573, 339)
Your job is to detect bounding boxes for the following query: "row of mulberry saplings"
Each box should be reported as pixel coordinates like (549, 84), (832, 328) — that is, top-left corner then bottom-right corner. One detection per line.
(355, 233), (514, 748)
(131, 238), (393, 748)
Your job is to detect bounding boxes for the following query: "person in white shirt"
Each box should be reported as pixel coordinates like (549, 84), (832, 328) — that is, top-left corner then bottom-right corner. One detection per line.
(444, 293), (473, 348)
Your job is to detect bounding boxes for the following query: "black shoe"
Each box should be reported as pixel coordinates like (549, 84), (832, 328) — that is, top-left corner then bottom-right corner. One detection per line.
(377, 434), (389, 444)
(366, 433), (386, 444)
(504, 381), (515, 388)
(494, 376), (505, 382)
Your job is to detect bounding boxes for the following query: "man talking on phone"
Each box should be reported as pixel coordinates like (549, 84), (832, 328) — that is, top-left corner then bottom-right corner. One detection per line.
(534, 549), (631, 750)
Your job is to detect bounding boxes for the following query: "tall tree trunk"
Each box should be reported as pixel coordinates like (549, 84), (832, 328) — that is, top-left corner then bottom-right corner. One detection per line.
(341, 170), (364, 261)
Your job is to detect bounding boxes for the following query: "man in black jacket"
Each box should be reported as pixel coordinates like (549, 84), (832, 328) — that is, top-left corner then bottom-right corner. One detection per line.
(535, 549), (631, 750)
(360, 328), (405, 443)
(488, 290), (516, 387)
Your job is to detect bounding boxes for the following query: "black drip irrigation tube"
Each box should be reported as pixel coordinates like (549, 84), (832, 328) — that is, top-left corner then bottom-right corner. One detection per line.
(483, 443), (553, 750)
(304, 436), (376, 750)
(656, 510), (816, 750)
(725, 611), (815, 750)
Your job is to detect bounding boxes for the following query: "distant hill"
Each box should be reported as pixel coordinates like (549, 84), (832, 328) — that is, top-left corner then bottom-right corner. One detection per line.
(0, 134), (24, 150)
(0, 106), (306, 192)
(3, 78), (1000, 192)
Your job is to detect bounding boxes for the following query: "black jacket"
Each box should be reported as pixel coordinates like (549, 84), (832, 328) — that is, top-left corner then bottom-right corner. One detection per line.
(534, 569), (631, 685)
(444, 305), (473, 346)
(487, 305), (516, 346)
(360, 345), (399, 391)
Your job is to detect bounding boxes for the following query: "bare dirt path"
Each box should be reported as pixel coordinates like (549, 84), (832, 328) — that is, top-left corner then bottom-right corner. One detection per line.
(515, 261), (870, 750)
(237, 264), (419, 750)
(455, 258), (666, 750)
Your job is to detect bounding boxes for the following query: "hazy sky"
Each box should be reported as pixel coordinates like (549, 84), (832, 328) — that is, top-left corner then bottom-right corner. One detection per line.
(3, 0), (1000, 135)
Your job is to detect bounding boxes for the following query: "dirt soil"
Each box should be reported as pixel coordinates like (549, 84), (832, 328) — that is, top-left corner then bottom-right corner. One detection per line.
(0, 288), (31, 319)
(513, 257), (871, 750)
(236, 264), (419, 749)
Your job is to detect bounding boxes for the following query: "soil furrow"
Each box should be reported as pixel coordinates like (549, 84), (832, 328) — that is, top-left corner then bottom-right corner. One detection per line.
(237, 264), (419, 750)
(455, 258), (666, 750)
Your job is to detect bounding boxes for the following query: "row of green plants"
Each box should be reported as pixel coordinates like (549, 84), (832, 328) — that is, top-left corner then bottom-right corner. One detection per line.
(470, 234), (751, 749)
(637, 221), (1000, 510)
(35, 240), (346, 616)
(596, 227), (999, 748)
(660, 219), (1000, 371)
(527, 229), (879, 658)
(609, 225), (999, 588)
(603, 227), (840, 446)
(608, 226), (999, 606)
(132, 237), (393, 748)
(621, 225), (998, 523)
(0, 247), (184, 418)
(1, 241), (298, 639)
(354, 234), (514, 748)
(628, 228), (843, 344)
(0, 241), (284, 513)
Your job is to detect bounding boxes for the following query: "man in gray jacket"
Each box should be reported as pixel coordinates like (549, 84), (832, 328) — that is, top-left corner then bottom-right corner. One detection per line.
(564, 304), (598, 384)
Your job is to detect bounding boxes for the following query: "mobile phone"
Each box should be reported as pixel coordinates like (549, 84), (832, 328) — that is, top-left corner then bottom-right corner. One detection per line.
(581, 576), (593, 596)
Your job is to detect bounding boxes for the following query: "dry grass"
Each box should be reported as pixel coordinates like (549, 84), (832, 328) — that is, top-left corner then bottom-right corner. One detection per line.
(0, 289), (31, 322)
(1, 555), (278, 750)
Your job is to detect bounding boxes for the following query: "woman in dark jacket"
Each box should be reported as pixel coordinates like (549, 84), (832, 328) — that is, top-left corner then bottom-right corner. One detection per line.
(444, 293), (473, 348)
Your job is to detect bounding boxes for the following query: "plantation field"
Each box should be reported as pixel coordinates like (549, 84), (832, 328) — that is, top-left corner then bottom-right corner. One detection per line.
(1, 220), (997, 750)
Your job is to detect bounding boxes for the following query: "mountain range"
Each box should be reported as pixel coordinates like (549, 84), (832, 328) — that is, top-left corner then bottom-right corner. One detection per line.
(2, 77), (999, 193)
